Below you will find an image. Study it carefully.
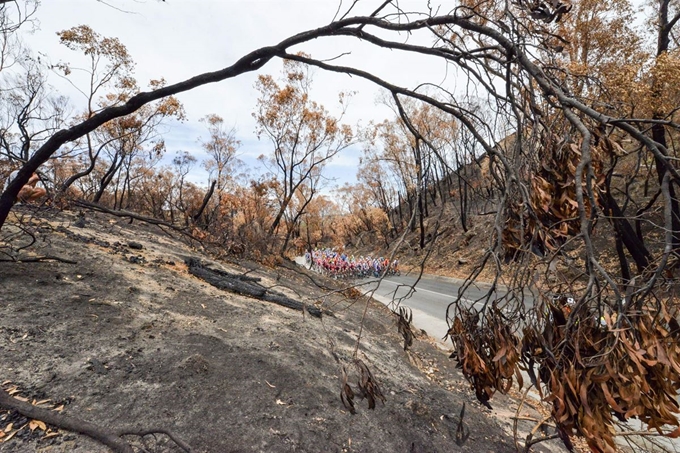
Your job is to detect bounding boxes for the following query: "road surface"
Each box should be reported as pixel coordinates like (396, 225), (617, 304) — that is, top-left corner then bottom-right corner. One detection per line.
(360, 273), (503, 344)
(294, 257), (505, 344)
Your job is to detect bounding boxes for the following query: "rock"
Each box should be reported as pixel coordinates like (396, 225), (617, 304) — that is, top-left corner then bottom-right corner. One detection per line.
(128, 241), (143, 250)
(128, 255), (145, 264)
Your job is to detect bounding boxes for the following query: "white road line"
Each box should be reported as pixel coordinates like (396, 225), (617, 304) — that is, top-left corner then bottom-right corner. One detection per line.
(380, 279), (484, 309)
(383, 279), (452, 296)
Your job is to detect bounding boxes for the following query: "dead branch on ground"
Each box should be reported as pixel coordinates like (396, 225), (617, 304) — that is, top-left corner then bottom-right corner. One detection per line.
(0, 388), (193, 453)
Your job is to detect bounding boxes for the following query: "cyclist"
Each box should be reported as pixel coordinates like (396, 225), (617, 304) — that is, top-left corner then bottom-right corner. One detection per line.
(5, 170), (47, 203)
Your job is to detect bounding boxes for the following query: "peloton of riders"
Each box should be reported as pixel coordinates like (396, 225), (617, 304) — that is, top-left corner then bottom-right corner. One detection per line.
(305, 247), (400, 279)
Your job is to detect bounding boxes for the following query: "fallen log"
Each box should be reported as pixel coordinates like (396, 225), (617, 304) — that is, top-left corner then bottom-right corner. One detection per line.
(185, 257), (261, 283)
(186, 259), (322, 318)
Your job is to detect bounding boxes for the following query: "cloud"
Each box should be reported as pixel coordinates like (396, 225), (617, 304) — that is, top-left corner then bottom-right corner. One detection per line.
(20, 1), (450, 188)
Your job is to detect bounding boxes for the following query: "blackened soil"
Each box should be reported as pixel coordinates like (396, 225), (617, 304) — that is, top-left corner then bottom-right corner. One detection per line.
(0, 207), (539, 452)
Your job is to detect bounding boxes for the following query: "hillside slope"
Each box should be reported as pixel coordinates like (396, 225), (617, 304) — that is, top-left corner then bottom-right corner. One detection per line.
(0, 206), (563, 452)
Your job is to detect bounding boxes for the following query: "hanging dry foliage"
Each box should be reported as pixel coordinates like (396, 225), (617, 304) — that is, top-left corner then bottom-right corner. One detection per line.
(339, 360), (385, 414)
(449, 294), (680, 452)
(395, 306), (414, 351)
(446, 305), (523, 409)
(502, 132), (613, 258)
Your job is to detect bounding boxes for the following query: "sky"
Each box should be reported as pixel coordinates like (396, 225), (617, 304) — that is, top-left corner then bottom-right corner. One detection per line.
(18, 0), (455, 189)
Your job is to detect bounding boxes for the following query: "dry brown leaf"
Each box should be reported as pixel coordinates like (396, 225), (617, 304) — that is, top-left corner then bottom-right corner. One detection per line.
(29, 420), (47, 432)
(340, 367), (356, 415)
(492, 346), (508, 362)
(600, 382), (625, 414)
(579, 383), (593, 417)
(395, 307), (414, 351)
(355, 359), (385, 410)
(3, 423), (12, 433)
(2, 429), (19, 443)
(53, 404), (64, 412)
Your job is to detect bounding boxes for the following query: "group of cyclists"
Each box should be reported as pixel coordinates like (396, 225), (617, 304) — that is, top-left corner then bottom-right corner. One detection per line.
(304, 248), (400, 279)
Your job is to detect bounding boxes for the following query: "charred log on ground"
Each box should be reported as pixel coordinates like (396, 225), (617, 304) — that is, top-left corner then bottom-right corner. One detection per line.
(185, 258), (322, 318)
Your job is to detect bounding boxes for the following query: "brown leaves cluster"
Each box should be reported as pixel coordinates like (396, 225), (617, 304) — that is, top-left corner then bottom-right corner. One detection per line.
(447, 306), (522, 409)
(502, 132), (612, 257)
(395, 306), (414, 351)
(57, 25), (132, 65)
(0, 382), (62, 444)
(525, 298), (680, 452)
(340, 360), (385, 415)
(450, 294), (680, 452)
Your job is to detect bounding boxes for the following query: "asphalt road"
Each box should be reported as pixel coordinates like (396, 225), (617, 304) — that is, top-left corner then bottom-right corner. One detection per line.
(294, 257), (511, 343)
(360, 273), (503, 343)
(295, 255), (501, 342)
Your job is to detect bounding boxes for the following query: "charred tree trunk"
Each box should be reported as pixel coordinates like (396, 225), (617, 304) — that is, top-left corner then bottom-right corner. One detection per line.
(397, 192), (404, 230)
(651, 125), (680, 252)
(407, 194), (416, 233)
(603, 188), (652, 273)
(457, 168), (469, 232)
(193, 180), (216, 226)
(423, 184), (429, 217)
(280, 194), (315, 255)
(651, 0), (680, 255)
(60, 135), (101, 195)
(186, 258), (322, 318)
(418, 191), (425, 249)
(430, 184), (438, 207)
(93, 155), (123, 203)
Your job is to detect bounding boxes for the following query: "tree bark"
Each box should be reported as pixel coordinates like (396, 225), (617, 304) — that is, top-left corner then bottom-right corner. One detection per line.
(418, 192), (425, 248)
(603, 190), (652, 272)
(93, 155), (123, 203)
(0, 390), (193, 453)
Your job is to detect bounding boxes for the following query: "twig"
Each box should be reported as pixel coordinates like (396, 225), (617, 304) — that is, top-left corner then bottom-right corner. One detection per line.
(0, 255), (77, 264)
